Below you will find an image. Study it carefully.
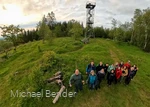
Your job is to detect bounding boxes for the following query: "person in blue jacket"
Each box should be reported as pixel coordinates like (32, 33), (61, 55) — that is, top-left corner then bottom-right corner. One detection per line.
(87, 70), (97, 90)
(86, 61), (96, 75)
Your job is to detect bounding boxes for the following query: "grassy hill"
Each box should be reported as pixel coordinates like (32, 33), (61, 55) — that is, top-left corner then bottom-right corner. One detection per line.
(0, 37), (150, 107)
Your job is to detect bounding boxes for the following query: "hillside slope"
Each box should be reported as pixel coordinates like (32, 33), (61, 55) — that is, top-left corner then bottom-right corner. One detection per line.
(0, 37), (150, 107)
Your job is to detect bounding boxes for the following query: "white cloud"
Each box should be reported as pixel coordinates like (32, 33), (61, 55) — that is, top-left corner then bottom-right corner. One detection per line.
(0, 0), (150, 36)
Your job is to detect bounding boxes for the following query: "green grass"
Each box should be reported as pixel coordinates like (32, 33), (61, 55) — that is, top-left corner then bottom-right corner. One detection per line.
(0, 37), (150, 107)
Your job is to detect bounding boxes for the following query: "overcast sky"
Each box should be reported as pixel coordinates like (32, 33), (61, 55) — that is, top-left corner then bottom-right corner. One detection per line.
(0, 0), (150, 36)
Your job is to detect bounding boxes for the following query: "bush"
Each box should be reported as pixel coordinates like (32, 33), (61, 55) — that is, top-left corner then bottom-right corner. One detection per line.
(39, 51), (56, 73)
(0, 40), (13, 58)
(32, 68), (46, 91)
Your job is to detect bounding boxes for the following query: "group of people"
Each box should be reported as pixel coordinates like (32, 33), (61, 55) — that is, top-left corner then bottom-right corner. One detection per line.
(69, 61), (138, 92)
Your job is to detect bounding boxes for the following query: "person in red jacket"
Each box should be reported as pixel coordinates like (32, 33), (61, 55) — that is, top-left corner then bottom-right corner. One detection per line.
(115, 66), (122, 84)
(124, 60), (131, 70)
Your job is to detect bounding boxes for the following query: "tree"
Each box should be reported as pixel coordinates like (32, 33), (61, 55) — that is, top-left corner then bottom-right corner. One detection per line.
(111, 18), (118, 40)
(115, 28), (124, 41)
(132, 8), (150, 52)
(37, 15), (52, 43)
(105, 28), (110, 38)
(120, 22), (132, 31)
(93, 27), (106, 38)
(22, 30), (28, 43)
(112, 18), (117, 28)
(61, 21), (68, 36)
(69, 21), (83, 40)
(108, 29), (115, 39)
(54, 24), (62, 37)
(67, 20), (74, 37)
(32, 29), (39, 41)
(123, 30), (132, 42)
(46, 11), (56, 30)
(0, 25), (23, 51)
(117, 22), (132, 42)
(143, 8), (150, 50)
(131, 9), (143, 45)
(0, 40), (13, 58)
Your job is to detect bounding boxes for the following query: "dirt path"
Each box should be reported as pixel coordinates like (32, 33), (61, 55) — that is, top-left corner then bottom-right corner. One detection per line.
(102, 41), (125, 62)
(109, 49), (120, 62)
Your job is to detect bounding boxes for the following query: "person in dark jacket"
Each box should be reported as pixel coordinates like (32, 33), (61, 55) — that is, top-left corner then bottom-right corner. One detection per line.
(96, 68), (105, 89)
(103, 63), (109, 74)
(86, 61), (96, 75)
(107, 64), (115, 80)
(69, 69), (84, 92)
(115, 62), (119, 69)
(107, 69), (115, 86)
(96, 62), (104, 74)
(125, 67), (134, 85)
(132, 65), (138, 79)
(119, 61), (124, 68)
(88, 70), (97, 90)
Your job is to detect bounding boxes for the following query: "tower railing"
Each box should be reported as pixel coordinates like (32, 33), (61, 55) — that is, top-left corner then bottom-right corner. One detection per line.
(82, 1), (96, 43)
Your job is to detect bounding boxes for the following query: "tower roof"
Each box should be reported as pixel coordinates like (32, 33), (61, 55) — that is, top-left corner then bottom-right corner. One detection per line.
(86, 1), (96, 9)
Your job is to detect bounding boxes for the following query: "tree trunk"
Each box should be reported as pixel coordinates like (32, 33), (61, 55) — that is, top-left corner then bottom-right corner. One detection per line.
(144, 26), (148, 50)
(130, 28), (134, 44)
(42, 38), (45, 44)
(52, 86), (65, 104)
(113, 28), (116, 40)
(13, 41), (17, 51)
(4, 50), (8, 58)
(14, 45), (17, 52)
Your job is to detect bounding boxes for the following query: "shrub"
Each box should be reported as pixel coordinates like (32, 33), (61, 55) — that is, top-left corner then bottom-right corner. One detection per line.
(39, 51), (56, 73)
